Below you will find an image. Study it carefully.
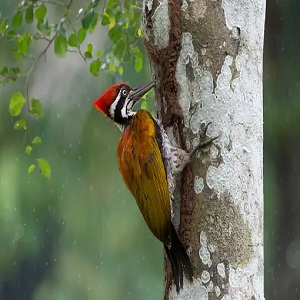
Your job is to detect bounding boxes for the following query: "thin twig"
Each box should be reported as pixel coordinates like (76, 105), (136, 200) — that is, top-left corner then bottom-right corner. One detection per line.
(26, 0), (74, 109)
(26, 63), (35, 111)
(36, 32), (58, 61)
(67, 19), (86, 61)
(37, 0), (74, 62)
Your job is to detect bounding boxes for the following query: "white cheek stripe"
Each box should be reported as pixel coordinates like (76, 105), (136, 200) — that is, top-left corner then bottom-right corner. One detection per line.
(121, 97), (134, 119)
(121, 98), (128, 118)
(109, 92), (121, 118)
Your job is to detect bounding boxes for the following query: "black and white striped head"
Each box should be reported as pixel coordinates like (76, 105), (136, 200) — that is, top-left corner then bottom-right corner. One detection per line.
(93, 81), (155, 126)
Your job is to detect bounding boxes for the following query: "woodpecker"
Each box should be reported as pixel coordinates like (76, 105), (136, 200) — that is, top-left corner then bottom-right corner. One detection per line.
(93, 81), (214, 292)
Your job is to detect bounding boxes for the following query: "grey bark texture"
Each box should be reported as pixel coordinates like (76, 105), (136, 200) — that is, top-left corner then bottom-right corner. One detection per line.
(142, 0), (265, 299)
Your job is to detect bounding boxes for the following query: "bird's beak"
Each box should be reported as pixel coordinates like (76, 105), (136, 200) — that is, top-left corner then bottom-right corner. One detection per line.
(129, 81), (155, 103)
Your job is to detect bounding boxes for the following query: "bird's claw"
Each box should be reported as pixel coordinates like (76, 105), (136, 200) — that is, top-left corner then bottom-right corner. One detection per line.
(190, 122), (219, 157)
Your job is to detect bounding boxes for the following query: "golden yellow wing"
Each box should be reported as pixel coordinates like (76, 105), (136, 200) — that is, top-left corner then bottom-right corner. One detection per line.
(117, 110), (171, 242)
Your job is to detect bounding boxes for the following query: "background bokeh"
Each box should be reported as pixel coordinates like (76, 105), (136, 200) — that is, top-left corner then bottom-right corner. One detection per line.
(0, 1), (298, 299)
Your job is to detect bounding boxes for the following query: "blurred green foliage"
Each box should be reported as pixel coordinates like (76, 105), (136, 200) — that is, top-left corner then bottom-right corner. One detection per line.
(0, 0), (144, 180)
(264, 1), (300, 299)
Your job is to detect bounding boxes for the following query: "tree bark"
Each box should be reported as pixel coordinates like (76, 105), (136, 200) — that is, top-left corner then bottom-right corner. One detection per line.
(142, 0), (265, 299)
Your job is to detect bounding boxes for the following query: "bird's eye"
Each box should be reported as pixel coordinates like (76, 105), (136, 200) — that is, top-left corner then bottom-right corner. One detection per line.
(121, 89), (127, 96)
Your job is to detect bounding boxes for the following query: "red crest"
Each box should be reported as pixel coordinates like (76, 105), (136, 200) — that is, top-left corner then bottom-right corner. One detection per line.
(93, 83), (126, 116)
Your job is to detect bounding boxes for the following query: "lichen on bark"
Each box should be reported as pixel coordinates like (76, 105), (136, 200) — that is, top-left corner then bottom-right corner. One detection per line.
(142, 0), (265, 299)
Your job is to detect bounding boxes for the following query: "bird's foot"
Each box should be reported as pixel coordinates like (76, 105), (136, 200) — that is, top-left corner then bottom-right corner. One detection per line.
(190, 122), (219, 157)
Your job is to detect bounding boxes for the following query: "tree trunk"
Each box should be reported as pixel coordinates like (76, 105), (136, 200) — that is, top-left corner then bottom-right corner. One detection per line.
(142, 0), (265, 299)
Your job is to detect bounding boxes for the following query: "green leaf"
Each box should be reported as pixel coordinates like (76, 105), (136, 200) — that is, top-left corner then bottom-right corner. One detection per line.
(97, 50), (103, 57)
(86, 43), (93, 53)
(12, 11), (23, 30)
(108, 25), (122, 43)
(0, 19), (7, 36)
(133, 47), (143, 72)
(68, 33), (77, 47)
(89, 60), (101, 76)
(137, 28), (142, 37)
(106, 0), (119, 10)
(37, 158), (51, 179)
(30, 97), (43, 117)
(28, 164), (36, 174)
(9, 91), (26, 116)
(81, 10), (94, 29)
(18, 35), (31, 55)
(54, 34), (67, 57)
(114, 40), (125, 60)
(118, 65), (123, 76)
(77, 27), (86, 43)
(135, 55), (143, 72)
(124, 0), (131, 11)
(11, 67), (20, 74)
(17, 33), (31, 55)
(101, 15), (110, 26)
(25, 7), (34, 24)
(14, 118), (26, 130)
(84, 51), (92, 59)
(0, 66), (8, 75)
(89, 12), (98, 32)
(141, 100), (148, 111)
(108, 62), (116, 74)
(38, 20), (51, 36)
(25, 145), (33, 155)
(32, 136), (42, 145)
(115, 11), (122, 23)
(35, 4), (47, 21)
(104, 9), (114, 26)
(36, 20), (42, 31)
(7, 30), (16, 40)
(36, 19), (51, 35)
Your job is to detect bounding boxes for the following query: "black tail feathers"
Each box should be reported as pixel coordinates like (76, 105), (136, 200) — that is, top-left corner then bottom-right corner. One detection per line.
(164, 224), (193, 293)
